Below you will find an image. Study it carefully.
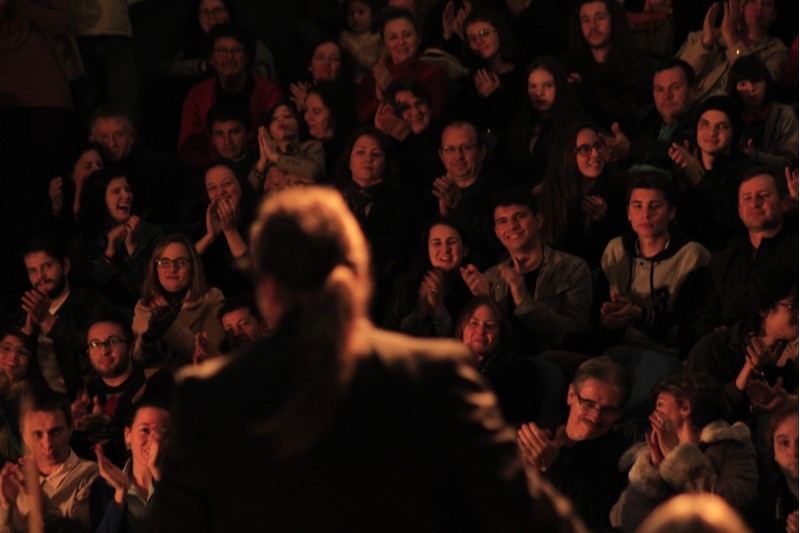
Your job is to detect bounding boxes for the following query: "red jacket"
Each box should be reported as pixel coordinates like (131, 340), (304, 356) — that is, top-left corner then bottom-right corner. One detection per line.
(178, 74), (282, 171)
(357, 56), (449, 124)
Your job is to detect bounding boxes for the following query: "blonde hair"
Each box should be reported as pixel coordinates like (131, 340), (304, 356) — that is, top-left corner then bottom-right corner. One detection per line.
(249, 186), (371, 456)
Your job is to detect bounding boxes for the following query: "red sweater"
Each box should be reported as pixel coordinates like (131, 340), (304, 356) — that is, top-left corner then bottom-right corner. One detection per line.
(357, 56), (449, 124)
(178, 74), (282, 171)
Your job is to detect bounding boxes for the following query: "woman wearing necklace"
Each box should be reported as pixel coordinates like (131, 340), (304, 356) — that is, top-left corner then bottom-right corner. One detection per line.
(595, 173), (710, 418)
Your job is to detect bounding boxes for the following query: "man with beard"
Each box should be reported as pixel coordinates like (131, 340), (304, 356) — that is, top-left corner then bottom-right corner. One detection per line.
(71, 315), (173, 465)
(20, 237), (112, 398)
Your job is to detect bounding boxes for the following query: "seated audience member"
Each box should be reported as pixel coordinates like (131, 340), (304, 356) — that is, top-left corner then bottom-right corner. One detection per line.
(177, 23), (282, 172)
(517, 356), (631, 530)
(452, 9), (525, 145)
(539, 121), (628, 269)
(426, 120), (504, 267)
(336, 127), (414, 318)
(249, 101), (325, 193)
(561, 0), (652, 129)
(168, 0), (277, 82)
(71, 169), (163, 309)
(611, 372), (758, 532)
(195, 161), (258, 296)
(133, 235), (224, 373)
(506, 56), (586, 188)
(194, 294), (269, 364)
(669, 95), (751, 251)
(92, 403), (170, 532)
(0, 387), (99, 531)
(356, 8), (449, 124)
(71, 315), (173, 466)
(638, 493), (754, 533)
(19, 237), (112, 397)
(0, 329), (40, 462)
(41, 142), (106, 242)
(205, 102), (257, 181)
(727, 55), (799, 177)
(676, 0), (788, 103)
(339, 0), (382, 84)
(598, 172), (710, 353)
(304, 80), (357, 178)
(289, 39), (353, 112)
(383, 218), (473, 338)
(748, 399), (799, 533)
(460, 188), (592, 355)
(456, 296), (565, 428)
(601, 59), (696, 175)
(696, 167), (798, 339)
(90, 105), (184, 224)
(375, 78), (442, 196)
(685, 267), (798, 424)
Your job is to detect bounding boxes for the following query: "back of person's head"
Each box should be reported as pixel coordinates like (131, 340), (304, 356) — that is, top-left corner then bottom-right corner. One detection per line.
(654, 58), (696, 90)
(572, 356), (632, 407)
(636, 493), (753, 533)
(249, 186), (371, 457)
(491, 187), (539, 216)
(626, 171), (677, 207)
(726, 55), (776, 106)
(205, 101), (252, 134)
(654, 372), (728, 430)
(742, 266), (798, 335)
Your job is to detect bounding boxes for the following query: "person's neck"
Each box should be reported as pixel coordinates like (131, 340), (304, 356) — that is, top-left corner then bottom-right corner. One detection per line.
(744, 28), (767, 46)
(701, 151), (719, 170)
(679, 423), (701, 445)
(637, 232), (669, 258)
(510, 240), (544, 274)
(353, 175), (383, 189)
(219, 73), (247, 93)
(451, 171), (479, 189)
(132, 460), (153, 498)
(591, 45), (610, 64)
(749, 221), (783, 249)
(102, 363), (133, 389)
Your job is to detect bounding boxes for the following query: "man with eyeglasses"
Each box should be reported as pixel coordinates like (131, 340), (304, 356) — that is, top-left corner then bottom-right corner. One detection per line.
(430, 120), (504, 265)
(18, 236), (112, 399)
(71, 315), (173, 466)
(460, 187), (592, 355)
(517, 356), (632, 529)
(178, 23), (282, 172)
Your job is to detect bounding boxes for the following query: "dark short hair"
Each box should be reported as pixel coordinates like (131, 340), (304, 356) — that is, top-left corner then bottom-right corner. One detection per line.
(572, 356), (632, 407)
(205, 102), (252, 134)
(78, 167), (129, 232)
(385, 78), (432, 108)
(492, 187), (540, 216)
(86, 312), (134, 343)
(23, 234), (68, 264)
(206, 22), (255, 60)
(20, 385), (73, 429)
(743, 266), (798, 335)
(738, 165), (786, 198)
(90, 104), (134, 132)
(654, 58), (696, 89)
(378, 7), (419, 41)
(626, 171), (677, 207)
(727, 55), (776, 105)
(219, 293), (262, 322)
(654, 372), (728, 430)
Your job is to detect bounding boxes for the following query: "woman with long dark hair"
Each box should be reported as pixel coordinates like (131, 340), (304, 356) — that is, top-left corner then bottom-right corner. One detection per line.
(147, 186), (579, 531)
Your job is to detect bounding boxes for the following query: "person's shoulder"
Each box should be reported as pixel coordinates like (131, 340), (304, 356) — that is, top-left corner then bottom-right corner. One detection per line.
(545, 246), (590, 271)
(363, 326), (473, 370)
(188, 76), (215, 95)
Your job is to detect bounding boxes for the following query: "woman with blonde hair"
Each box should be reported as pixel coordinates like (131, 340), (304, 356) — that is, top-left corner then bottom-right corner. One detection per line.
(132, 234), (224, 372)
(148, 187), (580, 532)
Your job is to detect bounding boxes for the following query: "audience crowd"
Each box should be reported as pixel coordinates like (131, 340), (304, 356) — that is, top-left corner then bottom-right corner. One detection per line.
(0, 0), (797, 531)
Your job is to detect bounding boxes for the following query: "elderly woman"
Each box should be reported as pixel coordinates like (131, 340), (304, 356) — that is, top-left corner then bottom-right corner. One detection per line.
(611, 372), (758, 532)
(356, 8), (449, 124)
(132, 234), (224, 372)
(147, 186), (579, 531)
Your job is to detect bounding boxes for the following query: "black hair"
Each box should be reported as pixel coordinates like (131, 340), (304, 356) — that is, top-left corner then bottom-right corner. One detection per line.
(218, 293), (262, 322)
(385, 77), (432, 108)
(654, 58), (696, 89)
(625, 171), (677, 207)
(568, 0), (634, 65)
(20, 385), (73, 429)
(491, 187), (540, 216)
(205, 101), (252, 134)
(743, 266), (798, 336)
(77, 167), (130, 233)
(463, 8), (518, 65)
(307, 80), (357, 140)
(654, 372), (729, 430)
(378, 7), (420, 41)
(738, 165), (787, 198)
(23, 234), (69, 264)
(86, 312), (135, 343)
(206, 22), (255, 63)
(727, 55), (776, 107)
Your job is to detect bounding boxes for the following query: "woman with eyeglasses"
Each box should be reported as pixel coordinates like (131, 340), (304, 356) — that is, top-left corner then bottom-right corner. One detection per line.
(71, 169), (163, 309)
(132, 234), (224, 372)
(686, 266), (798, 425)
(451, 9), (525, 146)
(538, 121), (628, 268)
